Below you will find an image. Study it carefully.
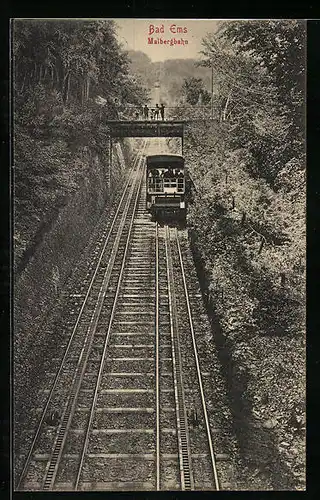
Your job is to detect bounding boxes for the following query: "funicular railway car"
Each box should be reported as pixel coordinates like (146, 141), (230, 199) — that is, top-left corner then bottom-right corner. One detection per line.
(146, 154), (186, 220)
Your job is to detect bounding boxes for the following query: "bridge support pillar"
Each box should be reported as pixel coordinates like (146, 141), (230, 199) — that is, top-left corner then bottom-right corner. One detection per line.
(108, 136), (112, 195)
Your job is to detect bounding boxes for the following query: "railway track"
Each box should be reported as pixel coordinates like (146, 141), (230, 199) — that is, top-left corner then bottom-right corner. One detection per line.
(17, 142), (226, 491)
(156, 225), (220, 491)
(16, 142), (147, 490)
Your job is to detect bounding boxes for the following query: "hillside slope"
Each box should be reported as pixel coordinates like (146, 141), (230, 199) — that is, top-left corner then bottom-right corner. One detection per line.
(127, 49), (216, 105)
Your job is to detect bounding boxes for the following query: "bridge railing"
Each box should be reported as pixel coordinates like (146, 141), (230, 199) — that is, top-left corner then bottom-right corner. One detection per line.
(113, 105), (217, 121)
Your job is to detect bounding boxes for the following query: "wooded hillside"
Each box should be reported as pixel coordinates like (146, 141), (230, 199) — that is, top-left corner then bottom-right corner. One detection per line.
(14, 20), (147, 271)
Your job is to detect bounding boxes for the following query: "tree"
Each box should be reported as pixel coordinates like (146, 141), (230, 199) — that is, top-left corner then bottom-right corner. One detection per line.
(13, 19), (148, 268)
(197, 20), (305, 187)
(181, 77), (211, 105)
(13, 20), (147, 110)
(218, 20), (305, 133)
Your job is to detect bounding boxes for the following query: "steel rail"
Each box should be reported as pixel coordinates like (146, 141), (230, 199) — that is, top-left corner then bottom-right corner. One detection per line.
(155, 222), (160, 490)
(16, 142), (147, 490)
(74, 150), (146, 490)
(174, 227), (220, 490)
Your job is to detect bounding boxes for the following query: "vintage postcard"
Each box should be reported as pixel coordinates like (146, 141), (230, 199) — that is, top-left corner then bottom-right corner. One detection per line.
(13, 18), (306, 491)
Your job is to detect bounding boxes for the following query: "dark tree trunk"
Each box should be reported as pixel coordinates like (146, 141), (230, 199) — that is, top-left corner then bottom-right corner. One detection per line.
(20, 71), (27, 92)
(86, 76), (90, 101)
(258, 237), (265, 254)
(65, 72), (71, 104)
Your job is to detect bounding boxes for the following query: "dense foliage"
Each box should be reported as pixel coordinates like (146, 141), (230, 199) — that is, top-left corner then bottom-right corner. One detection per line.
(175, 20), (305, 338)
(181, 77), (211, 105)
(14, 20), (147, 269)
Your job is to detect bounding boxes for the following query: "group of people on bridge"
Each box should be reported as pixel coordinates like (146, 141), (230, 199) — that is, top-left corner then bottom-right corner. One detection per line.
(134, 103), (165, 121)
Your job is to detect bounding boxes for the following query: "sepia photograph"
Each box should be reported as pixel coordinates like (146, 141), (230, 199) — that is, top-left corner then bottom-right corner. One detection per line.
(12, 18), (306, 491)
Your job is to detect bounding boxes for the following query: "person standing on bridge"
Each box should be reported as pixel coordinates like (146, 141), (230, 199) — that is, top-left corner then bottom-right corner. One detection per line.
(143, 104), (149, 120)
(160, 103), (165, 121)
(154, 104), (160, 120)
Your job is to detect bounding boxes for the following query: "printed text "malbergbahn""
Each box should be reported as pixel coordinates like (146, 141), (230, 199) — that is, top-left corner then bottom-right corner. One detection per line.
(148, 37), (188, 46)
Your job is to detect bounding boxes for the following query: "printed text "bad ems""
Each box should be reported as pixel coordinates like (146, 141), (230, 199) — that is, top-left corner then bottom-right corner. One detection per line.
(148, 24), (188, 35)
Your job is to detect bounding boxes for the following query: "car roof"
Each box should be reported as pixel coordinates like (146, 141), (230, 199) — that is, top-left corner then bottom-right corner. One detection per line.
(146, 154), (184, 165)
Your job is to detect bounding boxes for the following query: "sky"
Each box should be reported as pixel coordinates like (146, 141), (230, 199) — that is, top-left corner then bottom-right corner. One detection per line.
(114, 19), (219, 62)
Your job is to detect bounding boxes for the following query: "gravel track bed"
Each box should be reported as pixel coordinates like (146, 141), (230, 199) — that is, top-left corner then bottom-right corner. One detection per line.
(102, 375), (154, 390)
(160, 432), (178, 453)
(160, 411), (176, 428)
(158, 273), (167, 283)
(24, 460), (48, 484)
(116, 298), (155, 306)
(97, 392), (154, 407)
(84, 360), (101, 372)
(106, 359), (154, 372)
(41, 382), (76, 410)
(17, 180), (259, 491)
(122, 272), (155, 280)
(33, 391), (50, 408)
(114, 305), (155, 313)
(92, 412), (154, 429)
(87, 349), (104, 361)
(86, 433), (155, 454)
(192, 456), (217, 486)
(155, 229), (237, 490)
(78, 481), (155, 491)
(159, 296), (169, 304)
(74, 393), (94, 407)
(92, 330), (109, 339)
(79, 375), (99, 390)
(71, 411), (92, 429)
(62, 434), (85, 455)
(55, 457), (79, 482)
(160, 458), (180, 489)
(159, 318), (171, 327)
(161, 373), (174, 388)
(159, 359), (173, 372)
(97, 309), (115, 322)
(33, 427), (58, 454)
(110, 334), (155, 344)
(159, 345), (172, 356)
(80, 457), (154, 483)
(109, 338), (154, 346)
(158, 329), (171, 338)
(160, 332), (171, 341)
(110, 323), (154, 334)
(107, 346), (154, 358)
(188, 424), (213, 454)
(160, 391), (175, 406)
